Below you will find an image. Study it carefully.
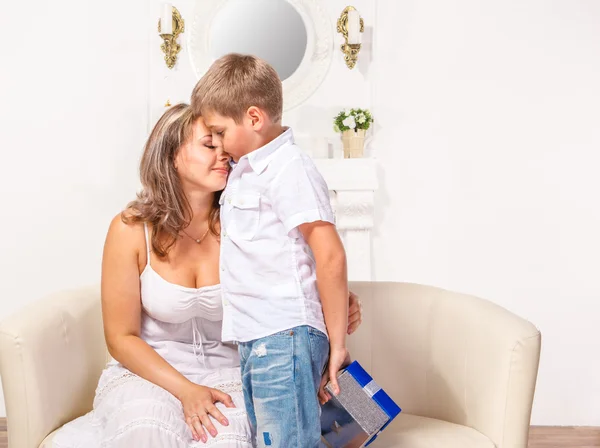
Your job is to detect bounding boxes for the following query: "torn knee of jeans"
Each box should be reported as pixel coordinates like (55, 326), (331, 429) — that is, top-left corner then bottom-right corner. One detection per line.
(253, 343), (267, 358)
(263, 432), (272, 446)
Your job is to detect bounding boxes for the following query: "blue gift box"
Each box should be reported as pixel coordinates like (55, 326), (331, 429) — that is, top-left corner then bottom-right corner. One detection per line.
(320, 361), (401, 448)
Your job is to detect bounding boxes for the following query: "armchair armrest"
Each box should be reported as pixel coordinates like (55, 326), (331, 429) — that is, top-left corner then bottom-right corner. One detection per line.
(0, 286), (107, 448)
(420, 286), (542, 448)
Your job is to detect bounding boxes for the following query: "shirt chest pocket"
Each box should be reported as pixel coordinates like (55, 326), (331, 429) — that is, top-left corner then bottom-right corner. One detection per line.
(229, 193), (260, 240)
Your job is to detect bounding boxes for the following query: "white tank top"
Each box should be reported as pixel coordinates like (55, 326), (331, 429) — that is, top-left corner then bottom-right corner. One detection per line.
(108, 223), (239, 374)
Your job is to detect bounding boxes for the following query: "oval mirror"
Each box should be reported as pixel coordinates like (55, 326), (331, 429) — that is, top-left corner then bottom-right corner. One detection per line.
(209, 0), (307, 81)
(188, 0), (333, 111)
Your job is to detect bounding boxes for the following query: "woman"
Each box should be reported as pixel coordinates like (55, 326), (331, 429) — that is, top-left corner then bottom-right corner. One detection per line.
(53, 104), (363, 447)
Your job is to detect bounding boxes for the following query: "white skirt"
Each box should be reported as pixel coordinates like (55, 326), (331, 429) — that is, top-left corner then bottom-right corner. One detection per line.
(52, 365), (252, 448)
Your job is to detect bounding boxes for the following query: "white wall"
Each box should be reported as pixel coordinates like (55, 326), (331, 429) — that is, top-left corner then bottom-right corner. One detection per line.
(371, 0), (600, 426)
(1, 0), (598, 426)
(0, 0), (151, 415)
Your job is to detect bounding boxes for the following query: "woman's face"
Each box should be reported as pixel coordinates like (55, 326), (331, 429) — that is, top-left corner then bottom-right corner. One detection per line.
(175, 117), (230, 193)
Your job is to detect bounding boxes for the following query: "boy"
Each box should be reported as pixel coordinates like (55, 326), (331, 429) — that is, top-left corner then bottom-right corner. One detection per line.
(191, 54), (349, 447)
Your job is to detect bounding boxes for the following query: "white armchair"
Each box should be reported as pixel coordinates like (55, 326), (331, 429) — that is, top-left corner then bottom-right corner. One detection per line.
(0, 282), (540, 448)
(0, 287), (107, 448)
(346, 282), (541, 448)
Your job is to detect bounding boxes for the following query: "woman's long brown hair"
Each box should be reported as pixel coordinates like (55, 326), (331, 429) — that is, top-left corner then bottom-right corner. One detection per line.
(122, 103), (220, 258)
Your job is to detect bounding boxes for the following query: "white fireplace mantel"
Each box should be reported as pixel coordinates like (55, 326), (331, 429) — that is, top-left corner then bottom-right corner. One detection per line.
(313, 158), (379, 281)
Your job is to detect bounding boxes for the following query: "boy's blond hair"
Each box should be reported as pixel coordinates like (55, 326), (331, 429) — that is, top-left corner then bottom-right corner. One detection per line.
(191, 53), (283, 123)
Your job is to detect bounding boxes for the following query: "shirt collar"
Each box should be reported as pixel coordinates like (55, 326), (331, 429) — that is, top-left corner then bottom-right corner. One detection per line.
(239, 127), (294, 175)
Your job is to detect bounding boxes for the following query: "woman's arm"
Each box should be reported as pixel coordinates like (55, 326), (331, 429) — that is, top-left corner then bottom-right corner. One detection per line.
(101, 215), (191, 401)
(101, 215), (232, 442)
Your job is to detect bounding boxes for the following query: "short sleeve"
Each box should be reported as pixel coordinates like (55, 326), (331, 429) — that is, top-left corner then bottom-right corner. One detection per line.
(270, 156), (335, 234)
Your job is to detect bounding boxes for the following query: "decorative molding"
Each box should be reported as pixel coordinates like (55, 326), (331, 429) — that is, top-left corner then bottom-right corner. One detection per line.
(283, 0), (334, 110)
(333, 191), (374, 280)
(334, 191), (375, 230)
(314, 159), (379, 281)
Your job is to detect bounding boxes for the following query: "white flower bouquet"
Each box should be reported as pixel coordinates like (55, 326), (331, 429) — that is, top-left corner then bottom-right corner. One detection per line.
(333, 108), (374, 133)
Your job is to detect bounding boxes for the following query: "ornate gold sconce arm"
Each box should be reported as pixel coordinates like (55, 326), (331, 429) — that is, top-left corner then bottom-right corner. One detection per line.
(158, 6), (185, 69)
(337, 6), (364, 69)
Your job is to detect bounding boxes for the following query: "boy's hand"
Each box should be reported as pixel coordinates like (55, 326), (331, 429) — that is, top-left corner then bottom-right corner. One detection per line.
(319, 347), (351, 404)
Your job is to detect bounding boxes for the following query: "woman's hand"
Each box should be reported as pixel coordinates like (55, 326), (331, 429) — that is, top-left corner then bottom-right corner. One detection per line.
(347, 291), (363, 335)
(178, 382), (236, 443)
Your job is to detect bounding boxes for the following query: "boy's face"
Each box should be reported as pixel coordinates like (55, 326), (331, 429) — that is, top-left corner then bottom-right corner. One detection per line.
(202, 110), (255, 162)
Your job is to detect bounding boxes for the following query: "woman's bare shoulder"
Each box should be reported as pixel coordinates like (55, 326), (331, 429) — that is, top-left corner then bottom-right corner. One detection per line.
(105, 209), (145, 248)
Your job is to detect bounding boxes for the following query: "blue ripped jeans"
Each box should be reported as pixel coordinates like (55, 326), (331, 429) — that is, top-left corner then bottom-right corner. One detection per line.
(238, 326), (330, 448)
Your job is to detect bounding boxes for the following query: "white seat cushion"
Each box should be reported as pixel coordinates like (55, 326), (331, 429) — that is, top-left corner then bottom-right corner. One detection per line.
(372, 413), (495, 448)
(39, 428), (60, 448)
(40, 414), (494, 448)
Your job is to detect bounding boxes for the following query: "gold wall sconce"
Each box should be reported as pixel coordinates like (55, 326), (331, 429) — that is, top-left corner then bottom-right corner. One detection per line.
(337, 6), (364, 69)
(158, 3), (185, 69)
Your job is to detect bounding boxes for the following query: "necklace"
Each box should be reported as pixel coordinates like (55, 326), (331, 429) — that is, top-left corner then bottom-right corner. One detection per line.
(181, 225), (210, 244)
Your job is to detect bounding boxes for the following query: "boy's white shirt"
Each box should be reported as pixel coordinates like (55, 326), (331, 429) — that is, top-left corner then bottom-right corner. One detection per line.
(219, 127), (334, 343)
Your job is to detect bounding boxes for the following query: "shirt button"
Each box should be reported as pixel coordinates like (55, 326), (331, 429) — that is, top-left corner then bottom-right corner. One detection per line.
(227, 197), (232, 204)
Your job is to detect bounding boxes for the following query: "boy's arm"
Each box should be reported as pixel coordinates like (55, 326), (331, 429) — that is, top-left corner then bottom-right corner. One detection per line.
(269, 155), (349, 394)
(299, 221), (349, 396)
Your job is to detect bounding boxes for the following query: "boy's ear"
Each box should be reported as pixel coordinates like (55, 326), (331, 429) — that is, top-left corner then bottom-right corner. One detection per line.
(246, 106), (266, 130)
